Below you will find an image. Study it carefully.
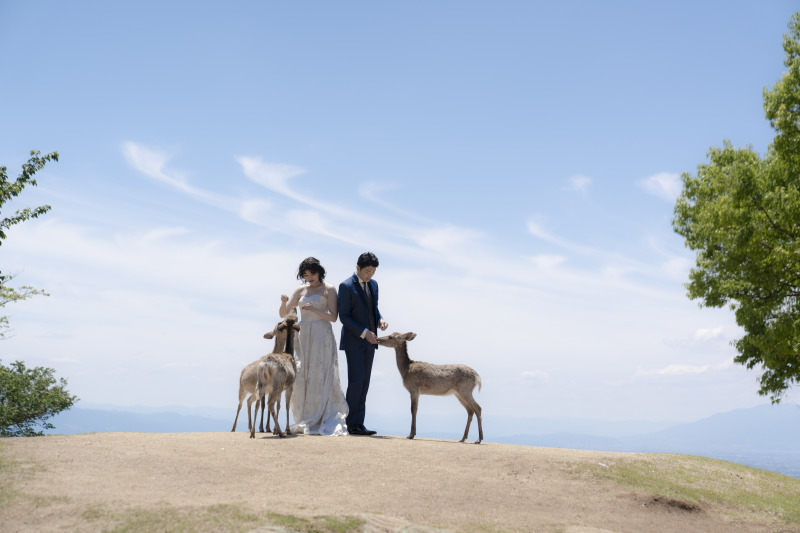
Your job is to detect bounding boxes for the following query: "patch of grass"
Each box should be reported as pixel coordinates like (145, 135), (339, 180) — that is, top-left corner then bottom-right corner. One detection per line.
(82, 504), (260, 532)
(1, 442), (363, 533)
(464, 524), (513, 533)
(0, 441), (16, 510)
(0, 441), (69, 514)
(313, 514), (365, 532)
(81, 503), (365, 533)
(575, 454), (800, 524)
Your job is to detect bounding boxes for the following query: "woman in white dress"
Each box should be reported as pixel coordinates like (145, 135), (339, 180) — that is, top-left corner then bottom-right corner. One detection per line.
(280, 257), (349, 436)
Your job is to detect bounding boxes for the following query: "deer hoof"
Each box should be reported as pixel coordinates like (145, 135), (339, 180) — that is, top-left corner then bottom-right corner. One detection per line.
(407, 435), (415, 440)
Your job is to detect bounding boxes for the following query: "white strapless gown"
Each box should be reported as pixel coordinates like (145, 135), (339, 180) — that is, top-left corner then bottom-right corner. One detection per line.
(290, 293), (349, 436)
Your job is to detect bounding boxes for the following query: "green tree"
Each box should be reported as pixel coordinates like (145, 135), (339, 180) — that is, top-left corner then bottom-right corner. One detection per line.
(0, 359), (77, 437)
(0, 150), (58, 338)
(0, 151), (75, 436)
(673, 12), (800, 402)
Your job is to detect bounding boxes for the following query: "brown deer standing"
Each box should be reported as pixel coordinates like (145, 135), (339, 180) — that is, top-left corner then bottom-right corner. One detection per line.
(231, 312), (299, 433)
(377, 332), (483, 444)
(250, 313), (298, 438)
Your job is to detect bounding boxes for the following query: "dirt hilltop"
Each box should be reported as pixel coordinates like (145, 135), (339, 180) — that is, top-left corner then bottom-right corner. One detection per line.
(1, 432), (797, 532)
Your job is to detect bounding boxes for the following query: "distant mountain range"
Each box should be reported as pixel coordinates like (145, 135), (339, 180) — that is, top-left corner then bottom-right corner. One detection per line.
(44, 403), (800, 478)
(493, 404), (800, 478)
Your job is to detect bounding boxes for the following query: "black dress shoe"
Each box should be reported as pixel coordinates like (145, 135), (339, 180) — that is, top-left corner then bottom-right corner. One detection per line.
(347, 425), (369, 435)
(359, 425), (377, 435)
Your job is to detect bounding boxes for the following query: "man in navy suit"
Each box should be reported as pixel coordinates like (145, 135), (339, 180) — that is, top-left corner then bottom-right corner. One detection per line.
(338, 252), (388, 435)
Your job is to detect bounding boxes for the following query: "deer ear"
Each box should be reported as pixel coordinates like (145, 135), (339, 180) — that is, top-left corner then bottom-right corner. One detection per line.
(293, 324), (301, 331)
(404, 332), (417, 340)
(264, 332), (275, 339)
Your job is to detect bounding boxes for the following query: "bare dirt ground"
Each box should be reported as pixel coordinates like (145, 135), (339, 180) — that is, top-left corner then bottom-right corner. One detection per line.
(1, 432), (796, 532)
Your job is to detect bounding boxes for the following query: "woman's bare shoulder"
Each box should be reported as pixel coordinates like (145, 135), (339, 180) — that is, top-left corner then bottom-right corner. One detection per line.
(291, 285), (305, 296)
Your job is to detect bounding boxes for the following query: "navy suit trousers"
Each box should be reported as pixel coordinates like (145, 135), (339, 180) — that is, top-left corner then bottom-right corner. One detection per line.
(344, 342), (376, 427)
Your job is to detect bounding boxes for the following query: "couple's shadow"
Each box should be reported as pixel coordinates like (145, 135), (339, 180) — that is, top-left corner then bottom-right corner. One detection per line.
(250, 433), (392, 440)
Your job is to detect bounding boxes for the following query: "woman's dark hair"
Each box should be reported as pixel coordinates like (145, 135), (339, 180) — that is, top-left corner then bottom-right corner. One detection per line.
(297, 256), (326, 282)
(357, 252), (379, 269)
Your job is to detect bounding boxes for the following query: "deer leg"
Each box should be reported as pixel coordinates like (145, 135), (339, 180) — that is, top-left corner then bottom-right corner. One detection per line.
(461, 412), (474, 443)
(259, 396), (266, 433)
(473, 400), (483, 444)
(455, 394), (474, 443)
(275, 393), (283, 435)
(246, 395), (256, 432)
(231, 397), (244, 432)
(408, 391), (419, 439)
(250, 396), (261, 437)
(249, 394), (260, 438)
(267, 393), (284, 437)
(284, 386), (293, 435)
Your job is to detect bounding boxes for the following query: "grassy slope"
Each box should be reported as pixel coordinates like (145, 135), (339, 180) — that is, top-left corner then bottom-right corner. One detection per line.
(1, 438), (799, 532)
(576, 452), (800, 525)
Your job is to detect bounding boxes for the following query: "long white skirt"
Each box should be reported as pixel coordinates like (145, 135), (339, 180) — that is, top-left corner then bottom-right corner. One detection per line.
(290, 319), (349, 436)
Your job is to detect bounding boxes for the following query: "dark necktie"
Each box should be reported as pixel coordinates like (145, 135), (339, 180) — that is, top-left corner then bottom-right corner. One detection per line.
(362, 282), (375, 330)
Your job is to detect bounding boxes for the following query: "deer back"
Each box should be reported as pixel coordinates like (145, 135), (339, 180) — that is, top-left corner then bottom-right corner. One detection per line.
(405, 362), (480, 396)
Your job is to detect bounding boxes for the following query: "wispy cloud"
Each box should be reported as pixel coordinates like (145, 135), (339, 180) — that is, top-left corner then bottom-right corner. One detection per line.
(285, 209), (364, 245)
(693, 326), (724, 342)
(634, 358), (733, 378)
(236, 156), (305, 196)
(416, 225), (485, 253)
(122, 142), (175, 182)
(526, 220), (587, 252)
(566, 174), (592, 194)
(359, 181), (433, 224)
(125, 144), (493, 263)
(238, 199), (273, 226)
(236, 155), (378, 226)
(638, 172), (681, 201)
(526, 219), (633, 267)
(122, 141), (237, 210)
(124, 143), (357, 242)
(524, 218), (690, 302)
(643, 364), (710, 376)
(522, 370), (550, 382)
(529, 254), (568, 270)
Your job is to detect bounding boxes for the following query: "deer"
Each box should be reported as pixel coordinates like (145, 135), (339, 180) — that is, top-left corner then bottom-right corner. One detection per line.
(376, 332), (483, 444)
(250, 316), (298, 438)
(231, 312), (299, 433)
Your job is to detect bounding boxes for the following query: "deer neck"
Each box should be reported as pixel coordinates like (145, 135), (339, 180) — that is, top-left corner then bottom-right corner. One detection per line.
(394, 343), (411, 377)
(283, 326), (295, 356)
(272, 333), (284, 354)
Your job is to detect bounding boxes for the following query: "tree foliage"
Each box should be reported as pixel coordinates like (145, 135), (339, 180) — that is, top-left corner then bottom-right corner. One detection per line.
(0, 150), (58, 338)
(0, 359), (77, 437)
(673, 12), (800, 402)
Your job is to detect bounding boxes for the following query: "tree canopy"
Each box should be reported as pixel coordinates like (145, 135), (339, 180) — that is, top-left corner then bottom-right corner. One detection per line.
(0, 151), (75, 436)
(0, 150), (58, 338)
(0, 359), (77, 437)
(673, 12), (800, 402)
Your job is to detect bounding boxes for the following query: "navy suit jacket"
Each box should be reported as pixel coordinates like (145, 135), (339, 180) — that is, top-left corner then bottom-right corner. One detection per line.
(338, 273), (382, 352)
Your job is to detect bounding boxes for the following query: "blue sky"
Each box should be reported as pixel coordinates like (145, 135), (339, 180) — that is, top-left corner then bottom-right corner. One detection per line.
(2, 1), (798, 424)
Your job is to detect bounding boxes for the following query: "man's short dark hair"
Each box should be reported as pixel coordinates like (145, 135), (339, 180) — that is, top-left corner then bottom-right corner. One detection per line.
(357, 252), (379, 269)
